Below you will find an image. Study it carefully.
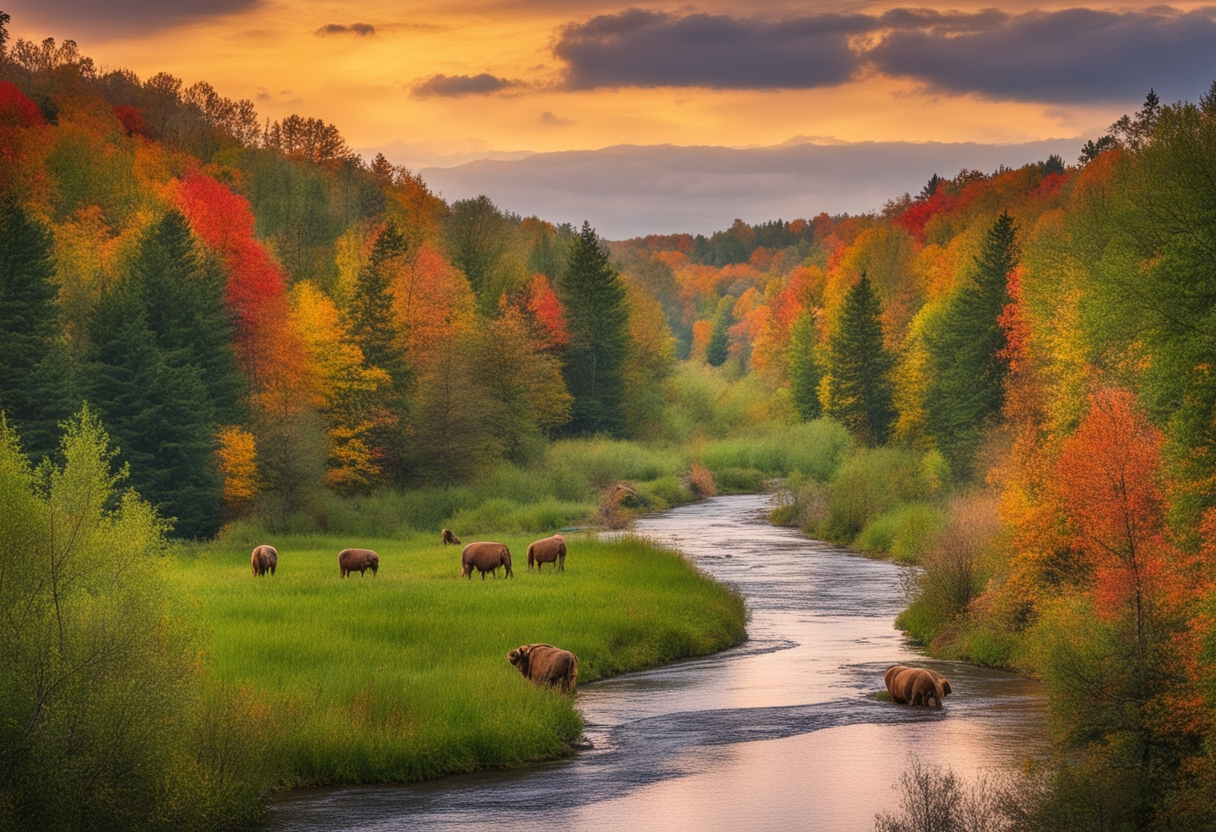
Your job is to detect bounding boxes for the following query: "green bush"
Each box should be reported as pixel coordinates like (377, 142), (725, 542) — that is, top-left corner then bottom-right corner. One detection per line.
(0, 409), (267, 831)
(820, 446), (932, 543)
(713, 467), (766, 493)
(699, 419), (853, 479)
(856, 502), (945, 562)
(636, 475), (692, 510)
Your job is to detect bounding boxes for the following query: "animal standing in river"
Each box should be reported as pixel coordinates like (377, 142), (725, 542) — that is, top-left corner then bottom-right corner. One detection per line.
(527, 534), (566, 572)
(338, 548), (379, 578)
(884, 665), (952, 708)
(251, 544), (278, 577)
(508, 644), (579, 693)
(461, 542), (513, 579)
(441, 528), (461, 546)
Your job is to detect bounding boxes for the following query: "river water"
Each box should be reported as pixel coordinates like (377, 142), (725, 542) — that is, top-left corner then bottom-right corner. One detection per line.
(268, 493), (1051, 831)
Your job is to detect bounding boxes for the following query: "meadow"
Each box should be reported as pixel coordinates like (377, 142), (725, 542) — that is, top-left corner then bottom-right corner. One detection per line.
(172, 530), (748, 788)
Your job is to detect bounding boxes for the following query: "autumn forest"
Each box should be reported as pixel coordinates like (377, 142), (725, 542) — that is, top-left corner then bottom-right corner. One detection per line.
(5, 10), (1216, 832)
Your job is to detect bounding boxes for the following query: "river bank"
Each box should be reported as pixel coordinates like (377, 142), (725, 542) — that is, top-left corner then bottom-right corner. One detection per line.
(171, 531), (746, 795)
(268, 494), (1051, 832)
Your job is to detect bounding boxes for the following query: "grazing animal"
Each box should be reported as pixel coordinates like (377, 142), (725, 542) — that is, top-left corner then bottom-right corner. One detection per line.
(884, 665), (952, 708)
(527, 534), (566, 572)
(338, 548), (379, 578)
(508, 644), (578, 693)
(251, 544), (278, 577)
(441, 528), (461, 546)
(461, 542), (513, 579)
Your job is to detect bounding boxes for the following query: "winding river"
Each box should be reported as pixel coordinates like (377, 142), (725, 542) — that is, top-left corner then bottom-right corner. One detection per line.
(268, 493), (1051, 831)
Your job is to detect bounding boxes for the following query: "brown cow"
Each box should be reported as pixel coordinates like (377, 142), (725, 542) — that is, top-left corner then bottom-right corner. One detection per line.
(461, 542), (513, 579)
(441, 528), (461, 546)
(527, 534), (566, 572)
(338, 548), (379, 578)
(251, 544), (278, 577)
(508, 644), (578, 693)
(884, 665), (952, 708)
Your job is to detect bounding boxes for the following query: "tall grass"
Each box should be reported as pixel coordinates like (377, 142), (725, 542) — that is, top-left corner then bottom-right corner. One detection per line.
(173, 532), (746, 787)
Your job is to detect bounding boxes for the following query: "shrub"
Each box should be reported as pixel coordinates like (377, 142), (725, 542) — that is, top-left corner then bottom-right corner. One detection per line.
(688, 463), (717, 498)
(0, 409), (267, 831)
(821, 447), (932, 543)
(857, 503), (945, 562)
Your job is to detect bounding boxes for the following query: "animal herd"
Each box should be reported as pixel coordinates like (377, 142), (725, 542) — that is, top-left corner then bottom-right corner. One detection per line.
(247, 531), (580, 692)
(249, 535), (954, 705)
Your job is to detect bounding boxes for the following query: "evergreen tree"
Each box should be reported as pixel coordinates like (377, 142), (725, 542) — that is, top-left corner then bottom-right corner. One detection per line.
(83, 285), (220, 538)
(924, 211), (1017, 476)
(706, 297), (732, 367)
(0, 200), (78, 461)
(344, 223), (411, 480)
(559, 222), (630, 436)
(826, 273), (895, 444)
(129, 209), (244, 422)
(787, 308), (823, 421)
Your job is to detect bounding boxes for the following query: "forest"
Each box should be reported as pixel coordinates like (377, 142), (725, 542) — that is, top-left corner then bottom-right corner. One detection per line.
(4, 10), (1216, 831)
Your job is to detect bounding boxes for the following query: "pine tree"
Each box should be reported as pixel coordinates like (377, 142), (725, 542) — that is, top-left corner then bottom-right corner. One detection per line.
(344, 223), (411, 480)
(0, 200), (78, 461)
(826, 273), (895, 444)
(83, 285), (220, 538)
(924, 211), (1016, 476)
(558, 222), (630, 436)
(129, 210), (244, 422)
(705, 297), (732, 367)
(788, 308), (823, 421)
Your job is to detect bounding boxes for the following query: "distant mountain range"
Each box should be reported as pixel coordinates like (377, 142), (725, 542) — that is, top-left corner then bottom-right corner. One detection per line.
(396, 137), (1085, 238)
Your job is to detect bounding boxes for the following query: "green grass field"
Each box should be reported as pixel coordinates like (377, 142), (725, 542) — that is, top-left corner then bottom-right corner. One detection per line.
(172, 531), (747, 788)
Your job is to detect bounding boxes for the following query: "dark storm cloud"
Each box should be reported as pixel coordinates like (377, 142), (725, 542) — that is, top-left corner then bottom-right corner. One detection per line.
(4, 0), (259, 38)
(550, 6), (1216, 102)
(553, 8), (874, 90)
(315, 23), (376, 37)
(410, 73), (525, 98)
(871, 7), (1216, 103)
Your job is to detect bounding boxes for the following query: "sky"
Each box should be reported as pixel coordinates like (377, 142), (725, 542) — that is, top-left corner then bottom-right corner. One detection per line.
(8, 0), (1216, 234)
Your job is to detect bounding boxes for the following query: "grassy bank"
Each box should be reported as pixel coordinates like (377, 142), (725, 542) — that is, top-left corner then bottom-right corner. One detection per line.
(172, 531), (747, 788)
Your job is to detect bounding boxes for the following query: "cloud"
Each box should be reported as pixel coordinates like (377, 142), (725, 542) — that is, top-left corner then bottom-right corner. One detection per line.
(410, 73), (526, 98)
(419, 138), (1082, 238)
(4, 0), (259, 38)
(538, 110), (575, 126)
(315, 22), (375, 37)
(554, 8), (872, 90)
(870, 7), (1216, 103)
(549, 6), (1216, 103)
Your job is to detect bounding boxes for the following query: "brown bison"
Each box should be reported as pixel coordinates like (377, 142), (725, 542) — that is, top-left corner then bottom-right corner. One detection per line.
(508, 644), (578, 693)
(527, 534), (566, 572)
(461, 542), (513, 579)
(251, 544), (278, 577)
(441, 528), (461, 546)
(884, 665), (953, 708)
(338, 548), (379, 578)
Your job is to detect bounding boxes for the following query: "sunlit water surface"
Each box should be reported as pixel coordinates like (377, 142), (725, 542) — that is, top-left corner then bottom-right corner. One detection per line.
(268, 494), (1050, 831)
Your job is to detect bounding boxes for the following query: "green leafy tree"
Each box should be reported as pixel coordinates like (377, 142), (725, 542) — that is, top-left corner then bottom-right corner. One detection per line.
(788, 308), (823, 421)
(559, 222), (630, 436)
(0, 200), (78, 461)
(443, 195), (524, 311)
(0, 408), (268, 830)
(826, 273), (896, 444)
(923, 211), (1017, 476)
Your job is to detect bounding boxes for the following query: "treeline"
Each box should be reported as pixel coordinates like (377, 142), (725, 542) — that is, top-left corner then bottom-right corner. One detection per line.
(0, 15), (672, 539)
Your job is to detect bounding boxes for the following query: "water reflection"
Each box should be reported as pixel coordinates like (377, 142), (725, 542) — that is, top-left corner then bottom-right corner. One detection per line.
(268, 494), (1050, 831)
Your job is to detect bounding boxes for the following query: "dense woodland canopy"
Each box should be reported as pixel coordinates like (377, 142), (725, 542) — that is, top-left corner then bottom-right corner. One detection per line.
(6, 11), (1216, 829)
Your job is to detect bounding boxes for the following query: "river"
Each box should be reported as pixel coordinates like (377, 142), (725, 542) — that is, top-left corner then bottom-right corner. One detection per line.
(268, 493), (1051, 831)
